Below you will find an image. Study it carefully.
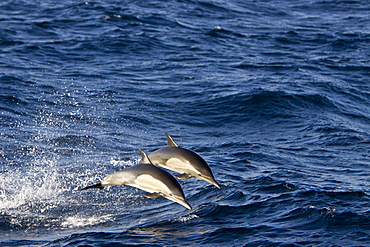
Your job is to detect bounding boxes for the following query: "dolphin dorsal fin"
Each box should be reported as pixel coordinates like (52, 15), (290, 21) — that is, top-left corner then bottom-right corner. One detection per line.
(138, 150), (152, 164)
(165, 133), (178, 147)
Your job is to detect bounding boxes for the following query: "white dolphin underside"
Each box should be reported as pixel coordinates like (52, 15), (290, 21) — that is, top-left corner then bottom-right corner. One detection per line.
(165, 158), (200, 175)
(133, 174), (172, 195)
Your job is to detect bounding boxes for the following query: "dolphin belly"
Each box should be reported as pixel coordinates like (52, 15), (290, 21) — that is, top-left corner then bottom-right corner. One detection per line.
(165, 158), (200, 175)
(132, 174), (172, 195)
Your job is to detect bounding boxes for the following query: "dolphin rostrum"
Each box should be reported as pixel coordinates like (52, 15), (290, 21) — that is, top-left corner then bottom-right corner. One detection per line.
(148, 133), (221, 189)
(81, 150), (192, 209)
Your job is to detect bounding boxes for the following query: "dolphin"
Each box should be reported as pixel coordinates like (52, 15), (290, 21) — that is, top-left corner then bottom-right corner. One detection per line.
(148, 133), (221, 189)
(81, 150), (192, 210)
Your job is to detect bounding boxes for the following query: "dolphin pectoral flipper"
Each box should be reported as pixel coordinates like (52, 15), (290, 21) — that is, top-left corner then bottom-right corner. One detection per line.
(80, 183), (104, 190)
(175, 173), (192, 180)
(143, 192), (162, 198)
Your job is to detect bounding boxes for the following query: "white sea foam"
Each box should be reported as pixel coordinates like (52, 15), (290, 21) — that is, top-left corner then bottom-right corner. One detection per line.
(110, 158), (138, 168)
(61, 215), (114, 228)
(173, 214), (199, 223)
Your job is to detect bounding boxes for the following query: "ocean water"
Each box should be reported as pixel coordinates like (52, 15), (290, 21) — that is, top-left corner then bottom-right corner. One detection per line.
(1, 0), (370, 246)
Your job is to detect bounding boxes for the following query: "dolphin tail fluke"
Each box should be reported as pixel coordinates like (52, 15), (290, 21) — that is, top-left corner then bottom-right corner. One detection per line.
(80, 183), (104, 190)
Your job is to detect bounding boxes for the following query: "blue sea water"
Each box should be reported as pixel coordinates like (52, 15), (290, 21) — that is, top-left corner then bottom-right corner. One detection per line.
(1, 0), (370, 246)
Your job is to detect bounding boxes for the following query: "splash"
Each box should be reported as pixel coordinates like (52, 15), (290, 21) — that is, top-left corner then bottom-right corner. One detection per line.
(0, 171), (63, 211)
(0, 156), (68, 231)
(0, 145), (147, 234)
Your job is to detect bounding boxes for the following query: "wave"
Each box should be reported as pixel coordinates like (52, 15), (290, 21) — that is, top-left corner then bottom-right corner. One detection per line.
(182, 89), (339, 125)
(46, 187), (370, 246)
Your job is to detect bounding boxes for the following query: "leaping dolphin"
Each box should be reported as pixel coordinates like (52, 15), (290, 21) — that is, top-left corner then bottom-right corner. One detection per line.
(81, 150), (192, 210)
(148, 133), (221, 189)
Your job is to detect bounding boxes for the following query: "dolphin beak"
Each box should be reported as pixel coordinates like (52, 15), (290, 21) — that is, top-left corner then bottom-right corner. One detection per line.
(80, 183), (104, 190)
(167, 196), (192, 210)
(202, 176), (222, 189)
(213, 181), (222, 189)
(178, 200), (192, 210)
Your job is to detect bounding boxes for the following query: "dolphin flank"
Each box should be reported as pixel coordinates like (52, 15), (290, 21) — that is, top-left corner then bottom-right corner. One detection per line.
(148, 133), (221, 189)
(81, 149), (192, 209)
